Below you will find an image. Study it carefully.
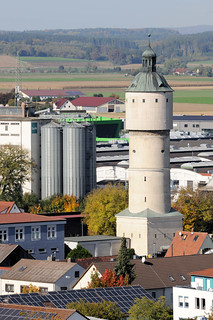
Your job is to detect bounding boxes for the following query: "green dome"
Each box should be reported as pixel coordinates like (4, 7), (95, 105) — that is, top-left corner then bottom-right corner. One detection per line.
(142, 46), (156, 58)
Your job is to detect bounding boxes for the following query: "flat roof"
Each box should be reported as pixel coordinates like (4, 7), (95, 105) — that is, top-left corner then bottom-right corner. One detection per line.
(65, 235), (122, 242)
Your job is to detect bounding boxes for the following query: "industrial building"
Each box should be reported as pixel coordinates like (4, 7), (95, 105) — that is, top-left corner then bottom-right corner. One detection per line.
(0, 117), (96, 200)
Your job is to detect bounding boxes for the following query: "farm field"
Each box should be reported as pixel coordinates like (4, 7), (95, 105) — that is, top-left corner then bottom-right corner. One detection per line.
(0, 55), (213, 114)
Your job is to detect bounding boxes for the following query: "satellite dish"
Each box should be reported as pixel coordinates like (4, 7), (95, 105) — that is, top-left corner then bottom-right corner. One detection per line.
(141, 256), (146, 264)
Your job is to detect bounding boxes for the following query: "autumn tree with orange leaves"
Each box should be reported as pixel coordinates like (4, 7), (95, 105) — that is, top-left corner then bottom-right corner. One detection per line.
(88, 269), (129, 288)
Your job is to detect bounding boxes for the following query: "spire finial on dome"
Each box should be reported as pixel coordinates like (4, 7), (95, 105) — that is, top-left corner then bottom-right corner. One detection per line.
(148, 34), (151, 46)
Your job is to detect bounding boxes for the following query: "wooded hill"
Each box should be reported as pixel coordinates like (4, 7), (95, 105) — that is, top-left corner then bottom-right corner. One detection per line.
(0, 28), (213, 65)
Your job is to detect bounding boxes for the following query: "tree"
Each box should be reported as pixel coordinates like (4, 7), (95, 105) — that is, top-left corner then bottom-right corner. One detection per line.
(67, 299), (124, 320)
(88, 269), (129, 288)
(21, 284), (40, 293)
(128, 296), (172, 320)
(83, 183), (128, 236)
(114, 237), (135, 284)
(0, 144), (36, 204)
(66, 244), (92, 259)
(172, 187), (213, 232)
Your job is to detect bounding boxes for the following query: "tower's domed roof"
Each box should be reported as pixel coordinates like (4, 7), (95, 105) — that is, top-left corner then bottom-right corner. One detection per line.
(142, 46), (156, 59)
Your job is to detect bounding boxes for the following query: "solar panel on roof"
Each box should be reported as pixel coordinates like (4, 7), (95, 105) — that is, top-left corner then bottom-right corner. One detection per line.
(0, 285), (154, 314)
(0, 307), (57, 320)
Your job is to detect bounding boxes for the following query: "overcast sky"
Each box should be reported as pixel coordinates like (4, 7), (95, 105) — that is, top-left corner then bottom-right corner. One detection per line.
(1, 0), (213, 31)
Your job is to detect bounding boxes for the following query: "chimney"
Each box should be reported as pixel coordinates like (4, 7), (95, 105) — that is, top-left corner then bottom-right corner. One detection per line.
(21, 102), (26, 118)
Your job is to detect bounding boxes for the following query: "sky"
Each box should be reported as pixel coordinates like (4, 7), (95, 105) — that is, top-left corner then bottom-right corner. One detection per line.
(1, 0), (213, 31)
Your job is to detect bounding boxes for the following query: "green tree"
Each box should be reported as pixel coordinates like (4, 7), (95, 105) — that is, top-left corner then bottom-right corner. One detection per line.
(0, 144), (36, 204)
(66, 244), (92, 259)
(83, 183), (128, 236)
(114, 237), (136, 284)
(172, 187), (213, 232)
(21, 192), (39, 212)
(67, 299), (124, 320)
(128, 296), (172, 320)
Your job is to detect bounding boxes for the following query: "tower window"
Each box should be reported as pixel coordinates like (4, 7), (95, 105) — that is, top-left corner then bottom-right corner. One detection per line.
(144, 177), (146, 181)
(133, 150), (136, 153)
(131, 233), (133, 238)
(161, 150), (164, 153)
(142, 99), (145, 103)
(139, 234), (141, 238)
(144, 197), (146, 202)
(155, 99), (158, 103)
(132, 99), (135, 103)
(166, 98), (168, 102)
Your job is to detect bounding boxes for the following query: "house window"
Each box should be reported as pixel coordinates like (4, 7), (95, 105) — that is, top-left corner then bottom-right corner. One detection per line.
(75, 271), (80, 278)
(187, 180), (193, 189)
(195, 297), (200, 309)
(196, 124), (199, 128)
(178, 296), (183, 307)
(27, 249), (34, 254)
(5, 284), (14, 292)
(15, 227), (24, 241)
(40, 287), (48, 293)
(166, 98), (168, 102)
(31, 226), (41, 241)
(155, 99), (158, 103)
(184, 296), (189, 308)
(60, 287), (67, 291)
(184, 124), (188, 128)
(38, 248), (47, 253)
(47, 225), (56, 239)
(5, 125), (8, 131)
(201, 298), (206, 310)
(152, 291), (156, 299)
(0, 228), (8, 242)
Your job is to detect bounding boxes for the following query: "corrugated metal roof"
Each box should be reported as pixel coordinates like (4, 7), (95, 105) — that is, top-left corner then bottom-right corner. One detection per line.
(1, 259), (77, 283)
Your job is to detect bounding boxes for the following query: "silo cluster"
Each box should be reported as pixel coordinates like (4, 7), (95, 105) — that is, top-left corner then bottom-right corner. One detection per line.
(41, 121), (96, 200)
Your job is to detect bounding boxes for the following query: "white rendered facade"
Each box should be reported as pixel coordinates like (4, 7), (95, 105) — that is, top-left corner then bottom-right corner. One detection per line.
(116, 44), (182, 256)
(0, 119), (41, 196)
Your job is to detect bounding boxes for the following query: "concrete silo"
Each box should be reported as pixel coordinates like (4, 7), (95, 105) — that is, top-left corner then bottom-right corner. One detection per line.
(83, 122), (96, 194)
(63, 122), (86, 199)
(41, 121), (63, 199)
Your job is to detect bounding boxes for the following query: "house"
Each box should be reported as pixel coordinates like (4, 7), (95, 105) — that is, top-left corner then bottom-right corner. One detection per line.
(0, 258), (85, 295)
(0, 212), (66, 260)
(165, 231), (213, 257)
(65, 235), (126, 257)
(0, 244), (34, 267)
(70, 97), (125, 113)
(20, 89), (85, 101)
(0, 201), (21, 214)
(0, 303), (89, 320)
(53, 98), (77, 111)
(72, 254), (213, 307)
(173, 268), (213, 320)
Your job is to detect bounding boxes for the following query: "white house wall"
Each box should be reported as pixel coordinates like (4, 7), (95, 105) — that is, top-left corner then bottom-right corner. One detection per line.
(173, 286), (213, 320)
(73, 265), (101, 290)
(0, 279), (54, 295)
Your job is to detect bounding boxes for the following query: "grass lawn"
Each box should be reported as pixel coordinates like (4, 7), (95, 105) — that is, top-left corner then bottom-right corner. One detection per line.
(19, 57), (89, 63)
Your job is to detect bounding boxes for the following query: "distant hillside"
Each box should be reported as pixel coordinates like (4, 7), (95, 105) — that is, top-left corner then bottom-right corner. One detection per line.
(0, 28), (213, 65)
(174, 25), (213, 35)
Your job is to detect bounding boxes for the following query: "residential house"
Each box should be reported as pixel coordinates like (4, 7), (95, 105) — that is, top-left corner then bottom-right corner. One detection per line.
(0, 201), (21, 214)
(53, 98), (77, 111)
(0, 259), (85, 295)
(165, 231), (213, 257)
(73, 254), (213, 307)
(0, 244), (34, 267)
(173, 268), (213, 320)
(0, 303), (89, 320)
(0, 213), (66, 260)
(70, 97), (125, 113)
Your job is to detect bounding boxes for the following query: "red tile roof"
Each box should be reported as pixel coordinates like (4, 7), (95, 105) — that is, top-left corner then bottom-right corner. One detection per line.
(0, 213), (65, 225)
(71, 97), (115, 107)
(55, 98), (68, 108)
(165, 231), (209, 257)
(0, 201), (16, 214)
(189, 268), (213, 277)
